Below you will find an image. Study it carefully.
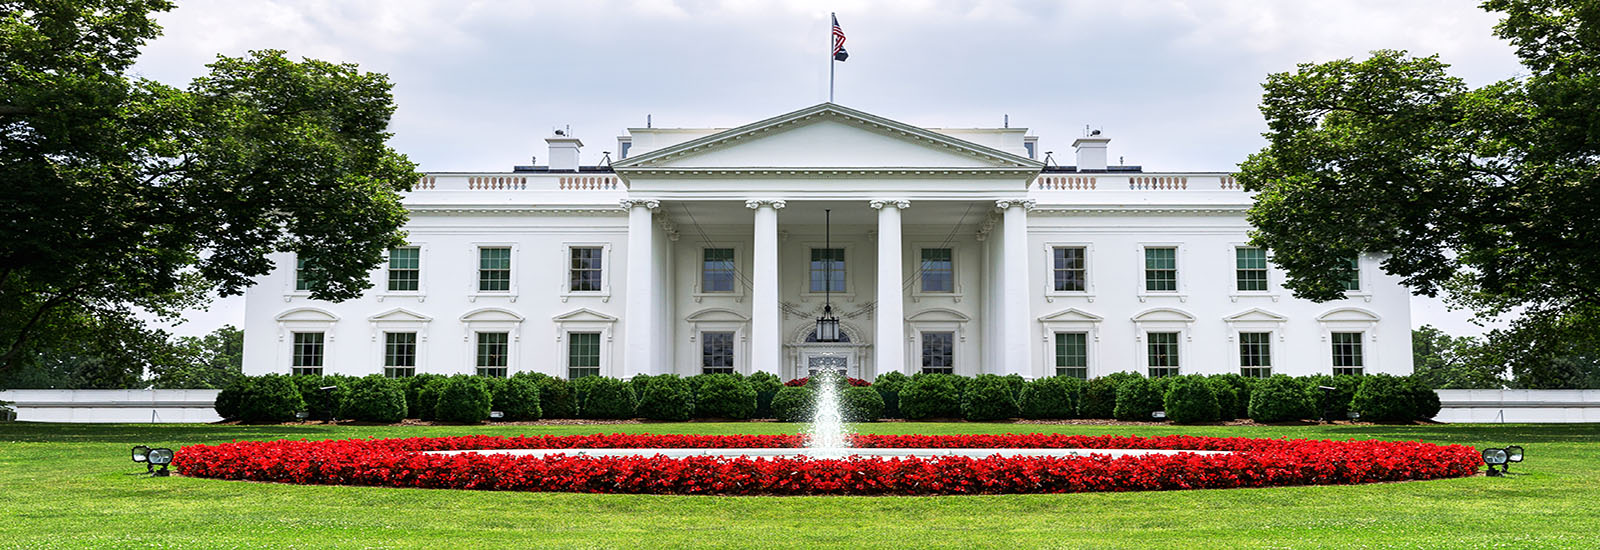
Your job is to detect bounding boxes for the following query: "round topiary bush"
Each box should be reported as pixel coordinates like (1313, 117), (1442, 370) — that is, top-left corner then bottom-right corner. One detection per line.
(1079, 372), (1138, 419)
(1405, 376), (1442, 420)
(213, 377), (249, 420)
(494, 376), (543, 421)
(771, 386), (814, 422)
(1163, 376), (1220, 424)
(1351, 374), (1438, 422)
(961, 374), (1022, 421)
(339, 375), (408, 422)
(291, 374), (348, 421)
(636, 374), (695, 421)
(404, 374), (446, 420)
(1020, 376), (1083, 419)
(898, 374), (963, 420)
(694, 374), (757, 419)
(1301, 374), (1361, 421)
(872, 371), (911, 419)
(517, 373), (577, 419)
(746, 372), (783, 419)
(1112, 375), (1164, 421)
(574, 376), (637, 419)
(216, 374), (305, 422)
(840, 386), (885, 422)
(435, 375), (492, 424)
(1248, 375), (1313, 423)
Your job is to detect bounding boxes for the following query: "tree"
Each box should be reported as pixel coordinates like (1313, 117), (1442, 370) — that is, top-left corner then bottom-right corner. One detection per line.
(0, 311), (167, 389)
(1237, 1), (1600, 371)
(1410, 325), (1506, 389)
(146, 326), (244, 389)
(0, 1), (416, 374)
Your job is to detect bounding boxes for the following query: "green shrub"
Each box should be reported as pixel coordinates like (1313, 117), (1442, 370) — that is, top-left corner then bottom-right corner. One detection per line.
(291, 374), (349, 421)
(1163, 375), (1220, 424)
(434, 375), (492, 424)
(338, 375), (407, 422)
(1112, 375), (1164, 421)
(747, 372), (783, 418)
(1248, 375), (1314, 422)
(516, 373), (577, 419)
(1001, 374), (1027, 403)
(404, 374), (446, 419)
(873, 371), (911, 418)
(636, 374), (695, 421)
(574, 376), (637, 419)
(840, 386), (885, 422)
(899, 374), (963, 420)
(1020, 376), (1083, 419)
(694, 374), (757, 419)
(213, 377), (247, 420)
(1406, 376), (1442, 420)
(1207, 374), (1251, 420)
(1351, 374), (1440, 422)
(217, 374), (305, 423)
(771, 386), (814, 422)
(1080, 371), (1139, 419)
(961, 374), (1022, 421)
(414, 377), (449, 421)
(1301, 374), (1361, 421)
(493, 376), (543, 421)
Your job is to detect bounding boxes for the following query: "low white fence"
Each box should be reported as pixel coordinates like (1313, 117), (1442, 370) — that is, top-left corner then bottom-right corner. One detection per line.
(1432, 389), (1600, 423)
(0, 389), (222, 423)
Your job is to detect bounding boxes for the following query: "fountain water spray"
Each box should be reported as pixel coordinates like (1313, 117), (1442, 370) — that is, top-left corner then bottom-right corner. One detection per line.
(801, 369), (852, 457)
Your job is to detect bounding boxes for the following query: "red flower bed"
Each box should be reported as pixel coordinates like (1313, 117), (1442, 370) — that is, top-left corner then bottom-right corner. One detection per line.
(785, 376), (872, 387)
(174, 434), (1479, 496)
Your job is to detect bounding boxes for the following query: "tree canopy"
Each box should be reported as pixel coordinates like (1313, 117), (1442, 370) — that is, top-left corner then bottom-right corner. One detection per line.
(1238, 0), (1600, 385)
(0, 0), (416, 373)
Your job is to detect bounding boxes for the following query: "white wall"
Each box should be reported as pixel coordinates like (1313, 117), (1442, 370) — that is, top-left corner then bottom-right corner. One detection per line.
(1434, 389), (1600, 423)
(0, 389), (222, 423)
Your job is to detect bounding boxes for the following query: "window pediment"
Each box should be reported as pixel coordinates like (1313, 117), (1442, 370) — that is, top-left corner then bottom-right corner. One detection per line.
(1224, 308), (1288, 323)
(552, 308), (618, 323)
(460, 307), (524, 323)
(906, 308), (971, 323)
(1317, 307), (1380, 323)
(1038, 308), (1104, 324)
(275, 307), (339, 323)
(368, 308), (432, 323)
(1131, 307), (1196, 323)
(685, 308), (749, 323)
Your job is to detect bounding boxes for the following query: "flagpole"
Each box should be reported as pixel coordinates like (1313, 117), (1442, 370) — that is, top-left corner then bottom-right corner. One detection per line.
(829, 12), (835, 103)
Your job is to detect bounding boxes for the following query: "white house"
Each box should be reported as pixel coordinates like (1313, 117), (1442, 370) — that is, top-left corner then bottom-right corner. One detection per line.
(242, 103), (1412, 381)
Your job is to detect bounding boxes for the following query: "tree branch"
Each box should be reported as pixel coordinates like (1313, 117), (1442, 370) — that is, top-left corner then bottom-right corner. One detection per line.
(0, 285), (90, 373)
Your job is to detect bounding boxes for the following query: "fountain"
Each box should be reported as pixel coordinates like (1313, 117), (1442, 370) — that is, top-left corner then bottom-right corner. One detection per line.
(800, 370), (850, 457)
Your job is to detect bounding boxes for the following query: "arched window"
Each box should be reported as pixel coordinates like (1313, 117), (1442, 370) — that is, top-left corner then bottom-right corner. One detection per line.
(804, 329), (850, 343)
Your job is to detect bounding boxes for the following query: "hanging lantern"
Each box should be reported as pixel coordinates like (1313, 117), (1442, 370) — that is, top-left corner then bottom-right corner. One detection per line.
(816, 304), (840, 343)
(814, 208), (841, 342)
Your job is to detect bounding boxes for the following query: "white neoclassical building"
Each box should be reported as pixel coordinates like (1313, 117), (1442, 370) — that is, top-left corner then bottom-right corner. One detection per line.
(242, 103), (1412, 381)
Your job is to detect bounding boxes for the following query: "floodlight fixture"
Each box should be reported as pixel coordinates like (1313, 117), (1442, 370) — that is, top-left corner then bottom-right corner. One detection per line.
(295, 411), (309, 420)
(490, 411), (505, 419)
(1504, 445), (1524, 471)
(1481, 447), (1508, 477)
(131, 445), (152, 473)
(1151, 411), (1167, 420)
(147, 448), (175, 477)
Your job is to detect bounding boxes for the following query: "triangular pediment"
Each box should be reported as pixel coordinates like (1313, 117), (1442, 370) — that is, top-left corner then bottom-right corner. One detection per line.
(1224, 308), (1288, 323)
(368, 308), (431, 323)
(1038, 308), (1104, 323)
(614, 103), (1042, 172)
(552, 308), (617, 323)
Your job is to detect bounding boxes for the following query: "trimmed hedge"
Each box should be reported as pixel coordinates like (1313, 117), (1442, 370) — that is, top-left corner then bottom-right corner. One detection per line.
(291, 374), (350, 421)
(771, 386), (814, 422)
(435, 375), (492, 424)
(1020, 376), (1083, 419)
(899, 374), (963, 420)
(636, 374), (695, 421)
(339, 375), (407, 422)
(747, 372), (783, 419)
(494, 376), (543, 421)
(840, 386), (885, 422)
(872, 371), (911, 419)
(1302, 374), (1361, 421)
(1112, 375), (1164, 421)
(1080, 371), (1138, 419)
(404, 374), (446, 421)
(1207, 374), (1250, 421)
(1163, 375), (1220, 424)
(574, 376), (637, 419)
(1351, 374), (1441, 422)
(1248, 375), (1314, 423)
(961, 374), (1022, 421)
(520, 373), (577, 419)
(694, 374), (757, 419)
(215, 374), (304, 422)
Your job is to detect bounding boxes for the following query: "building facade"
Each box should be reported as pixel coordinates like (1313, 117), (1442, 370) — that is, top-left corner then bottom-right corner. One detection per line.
(242, 103), (1412, 381)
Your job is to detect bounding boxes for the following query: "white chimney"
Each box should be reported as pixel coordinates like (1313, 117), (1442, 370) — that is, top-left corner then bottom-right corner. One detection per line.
(1072, 134), (1110, 171)
(546, 132), (583, 172)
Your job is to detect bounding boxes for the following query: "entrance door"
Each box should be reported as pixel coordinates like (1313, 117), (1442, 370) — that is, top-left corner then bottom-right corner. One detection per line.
(807, 354), (848, 377)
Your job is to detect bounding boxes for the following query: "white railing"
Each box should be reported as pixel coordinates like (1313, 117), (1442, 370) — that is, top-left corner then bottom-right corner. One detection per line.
(410, 174), (622, 192)
(1032, 173), (1245, 192)
(0, 389), (222, 423)
(1433, 389), (1600, 423)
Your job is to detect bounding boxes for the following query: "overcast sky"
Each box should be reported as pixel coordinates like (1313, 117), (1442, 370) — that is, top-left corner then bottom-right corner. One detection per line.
(131, 0), (1524, 338)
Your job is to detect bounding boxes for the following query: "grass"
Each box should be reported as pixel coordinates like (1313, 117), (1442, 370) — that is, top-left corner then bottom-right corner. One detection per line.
(0, 422), (1596, 549)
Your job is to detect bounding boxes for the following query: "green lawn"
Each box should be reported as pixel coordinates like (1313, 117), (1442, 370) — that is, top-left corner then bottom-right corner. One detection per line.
(0, 422), (1595, 549)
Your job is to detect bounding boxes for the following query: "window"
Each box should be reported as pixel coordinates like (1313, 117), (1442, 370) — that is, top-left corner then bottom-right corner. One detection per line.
(294, 257), (316, 291)
(1332, 332), (1364, 375)
(1236, 247), (1268, 292)
(383, 332), (416, 377)
(387, 247), (420, 292)
(1052, 247), (1086, 292)
(920, 248), (953, 293)
(1147, 332), (1179, 377)
(1239, 332), (1272, 378)
(1342, 256), (1361, 291)
(921, 331), (954, 374)
(1055, 332), (1088, 379)
(1144, 247), (1177, 292)
(476, 332), (508, 377)
(809, 248), (845, 293)
(291, 332), (324, 375)
(568, 332), (601, 378)
(702, 248), (735, 292)
(569, 247), (603, 292)
(478, 247), (511, 292)
(701, 331), (735, 374)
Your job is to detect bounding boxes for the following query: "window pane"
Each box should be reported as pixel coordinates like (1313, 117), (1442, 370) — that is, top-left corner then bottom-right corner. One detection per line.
(295, 257), (316, 291)
(1055, 332), (1088, 379)
(920, 331), (954, 374)
(809, 248), (845, 293)
(568, 332), (601, 378)
(1147, 332), (1179, 377)
(1235, 247), (1268, 292)
(1144, 248), (1177, 292)
(292, 332), (324, 376)
(387, 247), (420, 291)
(1053, 247), (1086, 292)
(701, 331), (735, 374)
(1342, 256), (1361, 291)
(476, 332), (508, 377)
(1332, 332), (1364, 375)
(702, 248), (735, 293)
(1239, 332), (1272, 377)
(384, 332), (416, 377)
(569, 247), (603, 292)
(478, 247), (511, 292)
(920, 248), (953, 293)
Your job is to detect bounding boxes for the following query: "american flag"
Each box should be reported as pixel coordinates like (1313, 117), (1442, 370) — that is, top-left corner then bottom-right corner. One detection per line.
(832, 14), (849, 62)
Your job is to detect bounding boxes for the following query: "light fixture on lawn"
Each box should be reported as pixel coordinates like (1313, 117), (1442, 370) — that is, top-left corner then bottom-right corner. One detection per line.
(319, 385), (339, 422)
(131, 445), (152, 473)
(1317, 385), (1338, 422)
(814, 208), (840, 343)
(1481, 447), (1509, 477)
(146, 447), (175, 477)
(1504, 445), (1524, 472)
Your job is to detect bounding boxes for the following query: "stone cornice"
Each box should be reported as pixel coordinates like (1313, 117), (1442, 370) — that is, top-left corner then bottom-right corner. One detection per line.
(1029, 205), (1252, 216)
(409, 205), (623, 216)
(616, 167), (1040, 179)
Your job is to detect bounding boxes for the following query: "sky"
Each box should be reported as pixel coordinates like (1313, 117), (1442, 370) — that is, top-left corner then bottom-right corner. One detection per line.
(129, 0), (1524, 338)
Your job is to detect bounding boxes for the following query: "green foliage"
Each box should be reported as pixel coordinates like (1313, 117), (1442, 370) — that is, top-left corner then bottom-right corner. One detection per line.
(1351, 374), (1441, 422)
(636, 374), (694, 421)
(1209, 374), (1254, 420)
(898, 374), (963, 420)
(406, 374), (447, 421)
(1020, 376), (1083, 420)
(290, 374), (349, 421)
(872, 371), (910, 418)
(147, 326), (244, 389)
(840, 386), (884, 422)
(1079, 372), (1137, 419)
(961, 374), (1021, 421)
(0, 312), (166, 390)
(1248, 375), (1313, 423)
(338, 375), (406, 423)
(574, 376), (636, 419)
(517, 373), (577, 419)
(1301, 374), (1362, 420)
(1163, 376), (1220, 424)
(1411, 326), (1507, 389)
(770, 386), (814, 422)
(493, 376), (542, 421)
(1112, 375), (1163, 421)
(746, 372), (782, 419)
(693, 374), (756, 419)
(434, 376), (492, 424)
(215, 374), (303, 422)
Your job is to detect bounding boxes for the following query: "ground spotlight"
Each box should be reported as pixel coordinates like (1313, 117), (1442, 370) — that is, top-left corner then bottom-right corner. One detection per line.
(131, 445), (152, 473)
(1481, 446), (1521, 477)
(1504, 445), (1524, 471)
(147, 448), (174, 477)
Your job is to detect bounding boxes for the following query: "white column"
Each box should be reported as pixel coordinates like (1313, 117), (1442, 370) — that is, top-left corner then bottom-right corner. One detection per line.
(622, 199), (660, 376)
(747, 199), (785, 374)
(998, 199), (1034, 377)
(870, 200), (909, 376)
